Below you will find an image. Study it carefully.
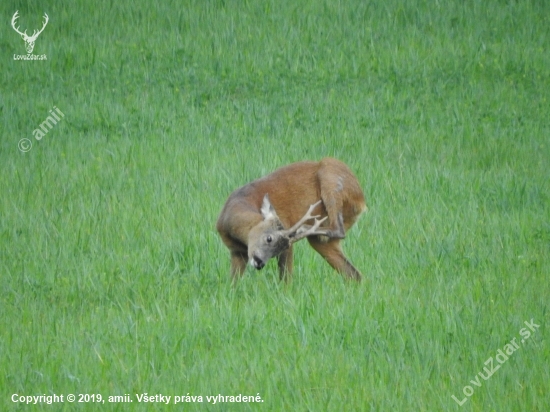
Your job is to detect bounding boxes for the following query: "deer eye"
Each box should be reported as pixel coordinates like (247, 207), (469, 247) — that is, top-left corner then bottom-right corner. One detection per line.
(266, 235), (272, 243)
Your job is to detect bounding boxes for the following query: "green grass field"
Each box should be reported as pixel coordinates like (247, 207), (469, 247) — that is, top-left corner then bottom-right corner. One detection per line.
(1, 0), (549, 410)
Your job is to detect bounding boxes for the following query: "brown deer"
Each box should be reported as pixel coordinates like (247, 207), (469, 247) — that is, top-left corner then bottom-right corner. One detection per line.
(216, 158), (367, 281)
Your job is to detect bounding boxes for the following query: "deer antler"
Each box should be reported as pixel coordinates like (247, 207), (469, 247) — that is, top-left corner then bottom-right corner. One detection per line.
(290, 215), (328, 243)
(28, 13), (49, 41)
(11, 11), (48, 41)
(283, 200), (329, 243)
(11, 11), (27, 37)
(11, 11), (48, 54)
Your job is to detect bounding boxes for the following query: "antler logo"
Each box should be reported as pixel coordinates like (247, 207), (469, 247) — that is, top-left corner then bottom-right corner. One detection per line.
(11, 10), (49, 54)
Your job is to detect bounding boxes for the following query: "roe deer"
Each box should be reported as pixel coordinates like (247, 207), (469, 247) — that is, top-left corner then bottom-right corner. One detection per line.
(216, 158), (367, 281)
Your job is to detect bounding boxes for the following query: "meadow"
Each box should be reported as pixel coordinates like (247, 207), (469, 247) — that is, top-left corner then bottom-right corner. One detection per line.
(1, 0), (549, 410)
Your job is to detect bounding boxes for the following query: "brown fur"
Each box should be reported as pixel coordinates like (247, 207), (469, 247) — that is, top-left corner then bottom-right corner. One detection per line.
(216, 158), (367, 281)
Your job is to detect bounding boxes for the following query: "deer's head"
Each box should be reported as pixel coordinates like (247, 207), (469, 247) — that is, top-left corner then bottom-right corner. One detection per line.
(11, 11), (49, 54)
(248, 194), (327, 270)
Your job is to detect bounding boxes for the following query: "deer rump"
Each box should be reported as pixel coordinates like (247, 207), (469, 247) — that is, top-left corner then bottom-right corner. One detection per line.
(216, 158), (366, 281)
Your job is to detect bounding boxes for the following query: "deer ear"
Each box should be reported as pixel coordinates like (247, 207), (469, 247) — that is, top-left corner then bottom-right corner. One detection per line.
(260, 194), (278, 220)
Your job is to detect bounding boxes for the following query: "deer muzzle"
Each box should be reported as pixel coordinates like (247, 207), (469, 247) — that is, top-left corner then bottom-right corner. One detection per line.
(250, 255), (265, 270)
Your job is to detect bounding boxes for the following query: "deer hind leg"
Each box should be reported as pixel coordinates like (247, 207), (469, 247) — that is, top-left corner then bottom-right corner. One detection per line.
(316, 173), (347, 239)
(277, 246), (294, 282)
(292, 180), (347, 241)
(307, 237), (362, 281)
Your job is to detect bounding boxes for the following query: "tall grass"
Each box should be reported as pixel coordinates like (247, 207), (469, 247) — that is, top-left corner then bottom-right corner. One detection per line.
(1, 0), (549, 410)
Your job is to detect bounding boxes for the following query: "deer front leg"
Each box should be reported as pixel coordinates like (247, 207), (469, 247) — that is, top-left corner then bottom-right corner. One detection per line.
(230, 251), (248, 280)
(277, 246), (293, 282)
